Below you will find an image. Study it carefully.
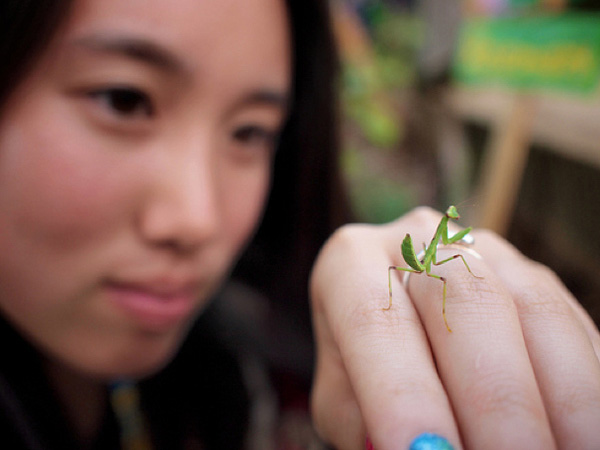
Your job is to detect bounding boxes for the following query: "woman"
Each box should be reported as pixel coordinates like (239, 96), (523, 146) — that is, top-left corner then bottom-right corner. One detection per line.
(0, 0), (344, 447)
(1, 1), (599, 449)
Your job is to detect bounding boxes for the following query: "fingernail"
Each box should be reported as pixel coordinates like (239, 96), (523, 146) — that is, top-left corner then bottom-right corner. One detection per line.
(365, 436), (375, 450)
(409, 433), (454, 450)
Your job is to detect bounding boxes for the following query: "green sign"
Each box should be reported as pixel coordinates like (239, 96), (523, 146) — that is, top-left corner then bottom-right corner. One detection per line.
(508, 0), (589, 7)
(453, 13), (600, 94)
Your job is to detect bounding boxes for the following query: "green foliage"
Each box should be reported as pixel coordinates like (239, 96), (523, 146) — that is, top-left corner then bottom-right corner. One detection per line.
(342, 64), (402, 149)
(341, 5), (422, 149)
(339, 2), (423, 223)
(341, 145), (416, 224)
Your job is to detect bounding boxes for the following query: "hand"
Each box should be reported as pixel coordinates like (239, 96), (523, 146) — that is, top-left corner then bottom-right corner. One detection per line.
(310, 207), (600, 449)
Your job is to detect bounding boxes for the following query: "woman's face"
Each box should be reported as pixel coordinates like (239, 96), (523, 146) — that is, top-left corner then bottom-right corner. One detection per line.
(0, 0), (290, 378)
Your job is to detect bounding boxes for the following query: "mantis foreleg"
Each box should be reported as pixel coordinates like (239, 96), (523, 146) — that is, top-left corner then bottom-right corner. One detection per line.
(442, 226), (472, 245)
(432, 252), (483, 280)
(386, 265), (421, 310)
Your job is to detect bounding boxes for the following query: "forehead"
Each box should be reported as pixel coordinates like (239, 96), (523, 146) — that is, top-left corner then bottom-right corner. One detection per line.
(58, 0), (291, 86)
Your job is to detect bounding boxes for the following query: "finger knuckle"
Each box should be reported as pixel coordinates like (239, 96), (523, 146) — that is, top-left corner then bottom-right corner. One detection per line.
(527, 259), (562, 284)
(556, 382), (600, 416)
(321, 223), (376, 256)
(447, 269), (512, 313)
(310, 223), (374, 292)
(516, 289), (574, 323)
(343, 300), (421, 340)
(465, 369), (544, 420)
(473, 228), (527, 260)
(403, 206), (440, 226)
(473, 228), (503, 245)
(512, 263), (575, 320)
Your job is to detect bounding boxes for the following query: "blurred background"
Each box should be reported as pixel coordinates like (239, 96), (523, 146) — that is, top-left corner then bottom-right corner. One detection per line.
(225, 1), (600, 447)
(334, 0), (600, 327)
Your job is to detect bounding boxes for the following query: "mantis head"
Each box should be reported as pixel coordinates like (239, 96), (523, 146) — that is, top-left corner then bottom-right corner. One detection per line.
(445, 205), (460, 220)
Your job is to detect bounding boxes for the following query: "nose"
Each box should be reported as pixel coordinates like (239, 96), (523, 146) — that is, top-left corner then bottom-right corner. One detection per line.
(137, 147), (220, 253)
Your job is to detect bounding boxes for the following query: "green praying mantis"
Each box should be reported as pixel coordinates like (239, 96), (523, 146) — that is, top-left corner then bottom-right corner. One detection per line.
(386, 205), (483, 332)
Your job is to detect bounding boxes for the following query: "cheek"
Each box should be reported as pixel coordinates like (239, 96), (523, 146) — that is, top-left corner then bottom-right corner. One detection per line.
(221, 164), (271, 254)
(0, 118), (131, 251)
(0, 113), (139, 324)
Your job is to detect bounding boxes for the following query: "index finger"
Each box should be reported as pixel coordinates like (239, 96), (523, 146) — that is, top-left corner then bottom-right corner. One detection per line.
(310, 222), (462, 449)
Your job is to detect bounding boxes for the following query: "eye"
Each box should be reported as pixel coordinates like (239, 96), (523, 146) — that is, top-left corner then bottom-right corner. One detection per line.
(232, 125), (277, 149)
(88, 86), (154, 118)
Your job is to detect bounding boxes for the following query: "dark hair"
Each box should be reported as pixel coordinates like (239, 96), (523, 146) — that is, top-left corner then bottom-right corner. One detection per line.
(0, 0), (75, 107)
(0, 0), (350, 447)
(232, 0), (350, 376)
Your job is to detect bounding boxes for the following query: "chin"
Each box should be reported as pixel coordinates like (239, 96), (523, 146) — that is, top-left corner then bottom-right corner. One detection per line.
(111, 349), (176, 379)
(72, 327), (189, 381)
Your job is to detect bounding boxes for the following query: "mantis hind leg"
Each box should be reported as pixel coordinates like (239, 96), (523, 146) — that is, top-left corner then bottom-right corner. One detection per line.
(388, 265), (453, 332)
(429, 252), (484, 332)
(387, 265), (421, 310)
(425, 272), (452, 333)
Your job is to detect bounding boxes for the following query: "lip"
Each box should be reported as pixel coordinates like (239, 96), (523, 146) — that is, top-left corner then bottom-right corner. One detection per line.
(104, 277), (200, 332)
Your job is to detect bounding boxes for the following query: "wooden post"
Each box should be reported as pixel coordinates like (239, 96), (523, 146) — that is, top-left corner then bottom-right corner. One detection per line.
(476, 95), (537, 235)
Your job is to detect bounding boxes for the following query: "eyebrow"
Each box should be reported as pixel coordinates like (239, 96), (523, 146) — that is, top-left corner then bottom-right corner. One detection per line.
(242, 90), (290, 111)
(72, 34), (188, 75)
(72, 33), (291, 111)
